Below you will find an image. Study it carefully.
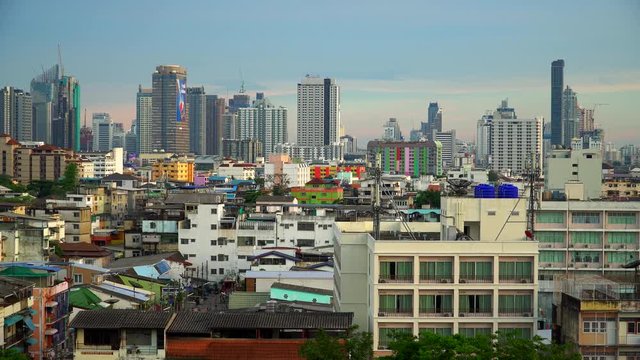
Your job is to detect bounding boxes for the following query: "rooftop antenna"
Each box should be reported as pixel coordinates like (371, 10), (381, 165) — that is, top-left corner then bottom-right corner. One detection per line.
(84, 108), (87, 127)
(58, 43), (64, 77)
(372, 153), (381, 240)
(239, 68), (246, 94)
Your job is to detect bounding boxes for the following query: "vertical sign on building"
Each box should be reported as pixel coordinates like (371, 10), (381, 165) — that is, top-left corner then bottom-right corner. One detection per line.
(176, 79), (186, 122)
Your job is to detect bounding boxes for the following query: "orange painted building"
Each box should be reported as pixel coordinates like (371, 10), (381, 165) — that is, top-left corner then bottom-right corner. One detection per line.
(309, 164), (366, 179)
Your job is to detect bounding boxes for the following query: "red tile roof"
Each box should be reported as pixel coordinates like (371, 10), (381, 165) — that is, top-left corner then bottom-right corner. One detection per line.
(59, 242), (111, 258)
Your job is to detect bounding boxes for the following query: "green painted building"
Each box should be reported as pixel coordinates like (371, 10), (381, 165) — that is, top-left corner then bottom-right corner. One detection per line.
(367, 140), (443, 177)
(270, 282), (333, 305)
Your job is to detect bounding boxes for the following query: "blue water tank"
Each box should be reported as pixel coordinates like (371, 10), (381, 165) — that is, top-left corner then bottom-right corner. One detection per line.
(474, 184), (495, 198)
(497, 184), (519, 198)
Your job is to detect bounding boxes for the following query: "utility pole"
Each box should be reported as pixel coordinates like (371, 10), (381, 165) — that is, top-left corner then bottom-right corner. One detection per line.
(527, 152), (539, 235)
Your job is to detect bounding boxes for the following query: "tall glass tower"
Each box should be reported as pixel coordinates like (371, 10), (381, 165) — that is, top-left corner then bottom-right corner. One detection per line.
(151, 65), (189, 153)
(551, 59), (564, 146)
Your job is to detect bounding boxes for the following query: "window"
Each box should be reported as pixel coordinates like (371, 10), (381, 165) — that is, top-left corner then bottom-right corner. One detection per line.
(536, 232), (564, 243)
(379, 261), (413, 282)
(73, 212), (80, 217)
(211, 255), (216, 261)
(571, 232), (602, 245)
(211, 208), (218, 215)
(219, 268), (224, 274)
(238, 236), (255, 246)
(73, 236), (80, 242)
(296, 239), (315, 247)
(536, 212), (565, 224)
(571, 251), (600, 263)
(420, 261), (453, 281)
(73, 274), (83, 283)
(379, 294), (413, 314)
(572, 212), (600, 224)
(608, 232), (637, 244)
(73, 224), (79, 230)
(210, 240), (217, 246)
(419, 294), (452, 314)
(210, 269), (217, 275)
(84, 259), (95, 265)
(628, 321), (637, 334)
(608, 212), (637, 225)
(540, 251), (564, 263)
(297, 222), (315, 231)
(459, 294), (492, 314)
(499, 261), (533, 281)
(498, 294), (532, 315)
(420, 327), (452, 336)
(218, 254), (228, 261)
(211, 224), (217, 230)
(190, 239), (195, 243)
(583, 321), (607, 333)
(378, 328), (412, 349)
(607, 252), (636, 263)
(459, 327), (492, 337)
(499, 327), (531, 339)
(150, 222), (156, 229)
(191, 223), (197, 228)
(459, 261), (493, 282)
(180, 238), (189, 245)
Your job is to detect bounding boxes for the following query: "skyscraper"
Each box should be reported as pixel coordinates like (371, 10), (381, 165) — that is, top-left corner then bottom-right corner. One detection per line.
(237, 97), (287, 157)
(491, 117), (543, 176)
(0, 87), (32, 141)
(382, 118), (403, 141)
(31, 64), (61, 144)
(297, 76), (340, 147)
(476, 113), (493, 167)
(136, 85), (153, 153)
(551, 59), (564, 146)
(50, 75), (81, 151)
(421, 102), (442, 140)
(186, 86), (206, 155)
(205, 95), (225, 155)
(152, 65), (189, 153)
(562, 86), (579, 147)
(92, 113), (112, 151)
(435, 130), (456, 169)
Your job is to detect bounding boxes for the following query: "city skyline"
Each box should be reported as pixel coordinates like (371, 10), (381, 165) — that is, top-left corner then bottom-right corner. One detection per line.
(0, 0), (638, 146)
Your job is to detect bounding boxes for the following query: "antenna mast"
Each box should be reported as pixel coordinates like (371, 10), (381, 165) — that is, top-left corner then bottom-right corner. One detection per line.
(527, 152), (539, 234)
(58, 43), (64, 77)
(239, 68), (246, 94)
(372, 153), (381, 240)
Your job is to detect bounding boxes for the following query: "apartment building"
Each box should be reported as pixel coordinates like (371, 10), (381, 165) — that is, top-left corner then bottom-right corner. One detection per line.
(0, 277), (35, 353)
(334, 196), (539, 354)
(151, 158), (195, 183)
(0, 212), (65, 262)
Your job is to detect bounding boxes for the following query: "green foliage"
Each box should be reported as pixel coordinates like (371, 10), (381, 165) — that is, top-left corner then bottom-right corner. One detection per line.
(27, 180), (56, 198)
(414, 190), (440, 209)
(0, 349), (30, 360)
(382, 331), (581, 360)
(59, 163), (80, 193)
(26, 163), (79, 199)
(243, 190), (262, 204)
(0, 175), (27, 193)
(300, 327), (373, 360)
(488, 170), (500, 182)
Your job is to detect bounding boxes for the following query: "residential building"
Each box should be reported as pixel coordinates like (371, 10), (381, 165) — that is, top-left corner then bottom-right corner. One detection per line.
(91, 112), (112, 151)
(205, 95), (225, 155)
(51, 74), (81, 151)
(15, 144), (76, 183)
(435, 130), (456, 169)
(152, 65), (189, 154)
(264, 157), (310, 188)
(79, 124), (93, 152)
(559, 277), (640, 360)
(222, 138), (262, 163)
(187, 86), (206, 155)
(245, 270), (334, 293)
(82, 147), (124, 178)
(382, 118), (403, 141)
(255, 195), (298, 214)
(237, 98), (287, 157)
(367, 140), (443, 177)
(31, 202), (92, 243)
(296, 76), (340, 147)
(490, 117), (543, 176)
(58, 243), (112, 267)
(291, 178), (343, 204)
(0, 264), (69, 360)
(580, 107), (595, 134)
(562, 86), (580, 148)
(273, 142), (344, 162)
(30, 64), (60, 144)
(602, 177), (640, 200)
(222, 112), (239, 140)
(0, 86), (32, 141)
(0, 212), (65, 262)
(551, 59), (565, 146)
(217, 162), (255, 181)
(70, 309), (174, 360)
(545, 141), (603, 200)
(340, 135), (357, 154)
(136, 85), (153, 153)
(309, 164), (366, 180)
(151, 158), (195, 183)
(334, 195), (538, 353)
(0, 277), (35, 353)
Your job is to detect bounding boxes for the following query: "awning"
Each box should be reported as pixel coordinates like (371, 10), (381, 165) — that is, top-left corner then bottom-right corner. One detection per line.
(4, 314), (23, 326)
(28, 309), (37, 316)
(25, 337), (37, 345)
(45, 301), (58, 307)
(23, 317), (35, 331)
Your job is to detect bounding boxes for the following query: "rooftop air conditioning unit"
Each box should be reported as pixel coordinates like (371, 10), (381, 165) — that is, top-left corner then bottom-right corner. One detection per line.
(459, 279), (467, 284)
(520, 278), (529, 283)
(523, 312), (532, 317)
(444, 313), (452, 317)
(440, 278), (451, 283)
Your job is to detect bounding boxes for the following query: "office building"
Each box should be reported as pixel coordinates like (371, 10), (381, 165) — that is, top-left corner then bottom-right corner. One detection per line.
(30, 64), (61, 144)
(51, 75), (81, 151)
(228, 93), (251, 113)
(580, 108), (595, 134)
(222, 138), (262, 163)
(187, 86), (206, 155)
(297, 76), (340, 147)
(0, 86), (32, 141)
(382, 118), (403, 141)
(111, 123), (125, 149)
(91, 113), (112, 152)
(490, 117), (543, 176)
(544, 139), (603, 200)
(435, 130), (456, 169)
(237, 98), (287, 157)
(562, 86), (580, 147)
(124, 124), (137, 155)
(551, 59), (565, 146)
(367, 140), (443, 177)
(222, 113), (239, 141)
(136, 85), (153, 153)
(152, 65), (189, 153)
(205, 95), (225, 155)
(494, 98), (516, 119)
(79, 124), (93, 152)
(340, 135), (357, 154)
(273, 142), (344, 162)
(420, 102), (442, 140)
(476, 114), (493, 167)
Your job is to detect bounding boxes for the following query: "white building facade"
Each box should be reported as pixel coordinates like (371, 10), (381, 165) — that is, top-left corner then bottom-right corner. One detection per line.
(490, 117), (543, 176)
(296, 76), (340, 147)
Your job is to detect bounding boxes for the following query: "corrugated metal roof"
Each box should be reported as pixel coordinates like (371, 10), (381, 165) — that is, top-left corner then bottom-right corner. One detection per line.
(271, 282), (333, 297)
(167, 312), (353, 335)
(95, 283), (152, 301)
(244, 271), (333, 279)
(228, 292), (270, 310)
(70, 309), (173, 329)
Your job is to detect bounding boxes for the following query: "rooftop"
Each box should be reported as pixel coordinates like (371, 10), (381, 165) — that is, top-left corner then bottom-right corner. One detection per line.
(244, 271), (334, 280)
(271, 282), (333, 297)
(69, 309), (174, 329)
(107, 252), (186, 271)
(165, 193), (225, 205)
(59, 242), (112, 258)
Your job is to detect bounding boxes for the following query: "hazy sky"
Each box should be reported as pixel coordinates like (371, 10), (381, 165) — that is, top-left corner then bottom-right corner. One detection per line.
(1, 0), (638, 146)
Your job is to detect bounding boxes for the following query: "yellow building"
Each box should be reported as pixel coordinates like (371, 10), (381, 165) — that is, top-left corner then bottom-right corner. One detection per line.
(151, 160), (194, 183)
(602, 178), (640, 200)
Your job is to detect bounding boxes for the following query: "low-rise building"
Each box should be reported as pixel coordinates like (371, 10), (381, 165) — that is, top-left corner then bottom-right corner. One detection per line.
(0, 212), (64, 262)
(291, 178), (343, 204)
(58, 242), (112, 268)
(0, 277), (35, 353)
(217, 162), (255, 181)
(151, 158), (195, 183)
(545, 144), (602, 200)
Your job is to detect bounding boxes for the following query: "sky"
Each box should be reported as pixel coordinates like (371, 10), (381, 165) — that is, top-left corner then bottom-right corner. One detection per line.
(1, 0), (639, 146)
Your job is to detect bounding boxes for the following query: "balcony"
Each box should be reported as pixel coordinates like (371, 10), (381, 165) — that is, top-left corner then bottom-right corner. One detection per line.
(419, 308), (453, 317)
(379, 274), (414, 284)
(459, 309), (492, 317)
(378, 307), (413, 317)
(419, 274), (453, 284)
(498, 308), (534, 317)
(499, 274), (533, 284)
(126, 345), (158, 356)
(458, 275), (493, 284)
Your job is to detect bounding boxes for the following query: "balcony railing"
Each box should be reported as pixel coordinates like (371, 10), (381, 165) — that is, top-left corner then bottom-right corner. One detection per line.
(458, 275), (493, 283)
(378, 308), (413, 317)
(498, 274), (534, 283)
(379, 275), (414, 283)
(419, 274), (453, 283)
(419, 308), (453, 317)
(459, 310), (492, 317)
(498, 308), (534, 317)
(126, 346), (158, 355)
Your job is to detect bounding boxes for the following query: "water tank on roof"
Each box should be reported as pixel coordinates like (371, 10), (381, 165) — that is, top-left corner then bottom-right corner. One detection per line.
(497, 184), (519, 198)
(474, 184), (495, 198)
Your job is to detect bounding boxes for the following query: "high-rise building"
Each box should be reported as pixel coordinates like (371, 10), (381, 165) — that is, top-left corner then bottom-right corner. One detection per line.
(79, 124), (93, 152)
(205, 95), (225, 155)
(476, 113), (493, 168)
(562, 86), (579, 147)
(0, 87), (32, 141)
(340, 135), (357, 154)
(435, 130), (456, 169)
(136, 85), (153, 153)
(296, 76), (340, 147)
(367, 140), (443, 177)
(494, 98), (516, 119)
(490, 117), (543, 176)
(237, 98), (287, 157)
(124, 123), (137, 156)
(222, 138), (262, 163)
(222, 113), (239, 140)
(551, 59), (564, 146)
(92, 113), (112, 151)
(187, 86), (206, 155)
(420, 102), (442, 140)
(228, 93), (251, 113)
(152, 65), (189, 153)
(30, 64), (61, 144)
(382, 118), (403, 141)
(579, 107), (594, 134)
(52, 75), (81, 151)
(111, 122), (125, 148)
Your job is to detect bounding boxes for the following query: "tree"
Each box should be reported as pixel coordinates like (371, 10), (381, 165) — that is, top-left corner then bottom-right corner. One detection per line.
(0, 174), (27, 193)
(414, 190), (440, 209)
(300, 327), (373, 360)
(0, 349), (30, 360)
(382, 331), (581, 360)
(59, 163), (80, 194)
(488, 170), (500, 182)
